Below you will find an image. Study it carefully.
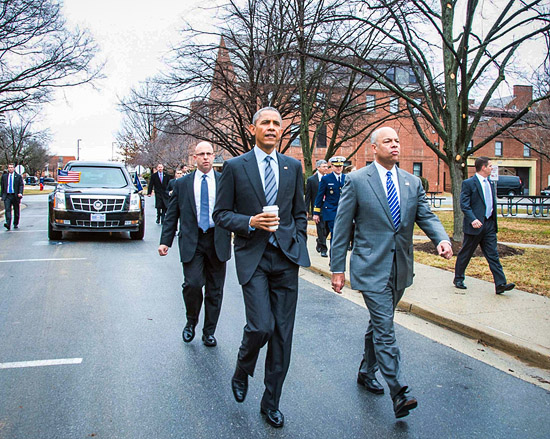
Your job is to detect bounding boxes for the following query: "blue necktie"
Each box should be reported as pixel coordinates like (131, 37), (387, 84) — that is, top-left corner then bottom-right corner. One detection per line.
(386, 171), (400, 230)
(264, 156), (278, 245)
(8, 174), (13, 193)
(199, 174), (209, 232)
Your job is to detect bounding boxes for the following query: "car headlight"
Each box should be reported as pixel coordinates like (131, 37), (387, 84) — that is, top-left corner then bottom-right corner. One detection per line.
(54, 192), (66, 211)
(129, 193), (141, 212)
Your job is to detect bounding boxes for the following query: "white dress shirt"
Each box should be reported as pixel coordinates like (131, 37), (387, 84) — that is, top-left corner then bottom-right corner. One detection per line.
(254, 145), (279, 190)
(194, 169), (216, 229)
(374, 161), (400, 205)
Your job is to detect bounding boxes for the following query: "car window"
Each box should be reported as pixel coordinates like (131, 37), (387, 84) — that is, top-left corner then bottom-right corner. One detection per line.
(65, 166), (128, 188)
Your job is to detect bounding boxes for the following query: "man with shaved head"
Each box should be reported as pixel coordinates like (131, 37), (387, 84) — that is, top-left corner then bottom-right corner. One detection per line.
(159, 141), (231, 347)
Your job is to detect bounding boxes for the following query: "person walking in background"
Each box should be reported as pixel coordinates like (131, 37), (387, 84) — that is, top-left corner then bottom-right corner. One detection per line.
(305, 159), (330, 257)
(159, 142), (231, 347)
(330, 127), (452, 419)
(167, 169), (183, 197)
(453, 156), (515, 294)
(1, 164), (24, 230)
(213, 107), (310, 428)
(313, 155), (346, 237)
(147, 163), (172, 224)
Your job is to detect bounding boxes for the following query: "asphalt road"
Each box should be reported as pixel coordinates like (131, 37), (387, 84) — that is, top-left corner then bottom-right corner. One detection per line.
(1, 195), (549, 439)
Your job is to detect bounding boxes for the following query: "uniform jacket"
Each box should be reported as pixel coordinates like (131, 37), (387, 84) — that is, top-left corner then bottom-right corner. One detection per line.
(1, 172), (24, 201)
(460, 175), (498, 235)
(313, 172), (345, 222)
(330, 163), (449, 292)
(160, 171), (231, 264)
(213, 150), (310, 285)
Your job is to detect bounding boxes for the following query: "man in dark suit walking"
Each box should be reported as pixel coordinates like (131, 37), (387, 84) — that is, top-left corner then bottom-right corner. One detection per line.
(213, 107), (310, 428)
(159, 142), (231, 347)
(1, 164), (24, 230)
(453, 156), (515, 294)
(330, 127), (452, 418)
(147, 163), (172, 224)
(305, 159), (330, 257)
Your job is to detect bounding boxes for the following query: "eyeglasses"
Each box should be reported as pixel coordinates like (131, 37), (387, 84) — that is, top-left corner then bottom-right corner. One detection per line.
(195, 152), (214, 157)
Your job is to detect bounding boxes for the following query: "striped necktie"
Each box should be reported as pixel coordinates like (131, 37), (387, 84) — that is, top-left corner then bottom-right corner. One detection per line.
(386, 171), (400, 230)
(264, 156), (278, 245)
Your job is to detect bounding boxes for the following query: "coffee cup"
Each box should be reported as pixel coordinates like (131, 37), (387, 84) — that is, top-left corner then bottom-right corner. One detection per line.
(262, 205), (279, 230)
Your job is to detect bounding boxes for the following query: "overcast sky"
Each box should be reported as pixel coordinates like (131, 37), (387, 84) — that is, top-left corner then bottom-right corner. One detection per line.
(40, 0), (220, 162)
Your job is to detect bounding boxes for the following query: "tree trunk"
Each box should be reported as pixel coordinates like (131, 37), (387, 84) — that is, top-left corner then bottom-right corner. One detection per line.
(449, 159), (465, 242)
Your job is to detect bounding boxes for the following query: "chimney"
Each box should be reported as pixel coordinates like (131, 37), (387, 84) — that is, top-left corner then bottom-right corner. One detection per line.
(512, 85), (533, 107)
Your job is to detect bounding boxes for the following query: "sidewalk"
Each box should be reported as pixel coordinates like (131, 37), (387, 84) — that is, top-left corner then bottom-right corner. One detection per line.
(305, 232), (550, 370)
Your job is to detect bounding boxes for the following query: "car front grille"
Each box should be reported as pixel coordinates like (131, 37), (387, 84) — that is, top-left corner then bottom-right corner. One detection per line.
(75, 220), (121, 228)
(70, 196), (126, 213)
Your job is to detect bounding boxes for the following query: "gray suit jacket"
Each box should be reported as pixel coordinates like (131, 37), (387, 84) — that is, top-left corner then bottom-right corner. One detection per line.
(330, 163), (449, 292)
(213, 150), (310, 285)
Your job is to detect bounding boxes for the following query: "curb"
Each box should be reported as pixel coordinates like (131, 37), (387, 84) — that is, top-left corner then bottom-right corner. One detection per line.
(305, 265), (550, 370)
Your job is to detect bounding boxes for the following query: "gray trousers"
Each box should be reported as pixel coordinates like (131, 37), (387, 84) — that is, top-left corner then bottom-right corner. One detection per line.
(359, 262), (406, 399)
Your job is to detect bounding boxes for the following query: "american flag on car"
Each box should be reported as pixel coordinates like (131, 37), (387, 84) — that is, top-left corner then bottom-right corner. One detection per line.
(57, 169), (81, 183)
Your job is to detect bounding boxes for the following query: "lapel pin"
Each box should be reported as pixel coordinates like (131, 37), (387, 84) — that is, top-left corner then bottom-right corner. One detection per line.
(405, 182), (410, 186)
(284, 166), (288, 169)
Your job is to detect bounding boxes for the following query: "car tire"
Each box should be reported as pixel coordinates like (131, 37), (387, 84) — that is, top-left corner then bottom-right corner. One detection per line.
(48, 219), (62, 240)
(508, 190), (516, 196)
(130, 220), (145, 240)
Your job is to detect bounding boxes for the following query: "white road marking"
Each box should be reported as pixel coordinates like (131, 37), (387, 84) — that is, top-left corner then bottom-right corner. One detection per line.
(7, 230), (48, 233)
(0, 258), (87, 263)
(0, 358), (83, 369)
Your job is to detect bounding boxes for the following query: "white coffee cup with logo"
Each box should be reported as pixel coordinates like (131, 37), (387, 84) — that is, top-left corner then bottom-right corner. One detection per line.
(262, 205), (279, 231)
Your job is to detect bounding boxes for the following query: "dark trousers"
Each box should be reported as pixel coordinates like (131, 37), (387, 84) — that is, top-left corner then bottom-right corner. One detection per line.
(156, 207), (167, 223)
(315, 218), (329, 253)
(181, 230), (226, 335)
(454, 217), (506, 286)
(3, 194), (20, 227)
(237, 244), (299, 410)
(359, 262), (406, 399)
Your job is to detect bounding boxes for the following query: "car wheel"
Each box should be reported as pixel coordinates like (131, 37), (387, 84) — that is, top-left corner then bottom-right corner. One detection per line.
(130, 220), (145, 240)
(48, 218), (62, 240)
(508, 190), (516, 196)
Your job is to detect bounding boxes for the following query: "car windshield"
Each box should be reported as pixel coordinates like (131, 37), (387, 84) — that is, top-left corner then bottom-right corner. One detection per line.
(65, 166), (128, 188)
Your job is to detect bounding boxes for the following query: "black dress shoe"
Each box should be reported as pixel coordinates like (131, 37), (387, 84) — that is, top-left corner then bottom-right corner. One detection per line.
(182, 324), (195, 343)
(4, 223), (9, 230)
(13, 225), (18, 229)
(357, 373), (384, 394)
(156, 218), (160, 224)
(260, 407), (284, 428)
(202, 334), (217, 347)
(231, 366), (248, 403)
(496, 283), (515, 294)
(393, 387), (418, 419)
(320, 251), (328, 258)
(453, 280), (467, 289)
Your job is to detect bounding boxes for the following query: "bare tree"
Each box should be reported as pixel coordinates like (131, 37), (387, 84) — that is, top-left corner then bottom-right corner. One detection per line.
(0, 0), (103, 113)
(310, 0), (550, 240)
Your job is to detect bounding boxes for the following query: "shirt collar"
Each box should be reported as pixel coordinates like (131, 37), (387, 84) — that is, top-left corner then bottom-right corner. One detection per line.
(476, 173), (489, 184)
(254, 145), (278, 164)
(196, 169), (214, 179)
(374, 160), (397, 179)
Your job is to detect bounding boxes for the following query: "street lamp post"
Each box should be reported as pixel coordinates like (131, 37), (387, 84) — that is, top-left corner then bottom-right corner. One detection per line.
(77, 139), (82, 160)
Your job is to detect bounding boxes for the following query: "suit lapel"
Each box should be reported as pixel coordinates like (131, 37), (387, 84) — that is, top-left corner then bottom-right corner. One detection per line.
(473, 177), (486, 208)
(396, 168), (410, 224)
(366, 164), (394, 225)
(186, 171), (197, 217)
(242, 150), (267, 205)
(275, 153), (290, 205)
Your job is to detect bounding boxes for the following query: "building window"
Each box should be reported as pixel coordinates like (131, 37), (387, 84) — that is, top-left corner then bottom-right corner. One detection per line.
(366, 94), (376, 112)
(467, 140), (473, 151)
(316, 92), (326, 110)
(390, 96), (399, 113)
(386, 66), (396, 82)
(317, 125), (327, 148)
(366, 161), (372, 166)
(290, 125), (300, 147)
(413, 162), (422, 177)
(523, 142), (531, 157)
(409, 66), (418, 84)
(495, 141), (503, 156)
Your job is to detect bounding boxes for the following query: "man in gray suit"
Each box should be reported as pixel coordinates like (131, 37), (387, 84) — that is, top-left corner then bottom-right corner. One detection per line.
(330, 127), (452, 419)
(159, 142), (231, 347)
(213, 107), (310, 428)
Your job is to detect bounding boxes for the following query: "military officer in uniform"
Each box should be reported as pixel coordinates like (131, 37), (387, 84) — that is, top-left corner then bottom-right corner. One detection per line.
(313, 156), (346, 237)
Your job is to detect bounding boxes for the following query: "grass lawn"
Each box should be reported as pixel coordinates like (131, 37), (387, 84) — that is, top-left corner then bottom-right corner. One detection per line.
(23, 187), (54, 195)
(414, 211), (550, 297)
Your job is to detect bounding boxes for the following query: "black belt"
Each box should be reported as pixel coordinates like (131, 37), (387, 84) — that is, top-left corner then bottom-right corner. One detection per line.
(199, 227), (214, 234)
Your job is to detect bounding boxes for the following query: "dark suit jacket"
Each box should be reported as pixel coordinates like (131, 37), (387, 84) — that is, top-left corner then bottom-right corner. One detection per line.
(160, 171), (231, 264)
(313, 172), (345, 222)
(213, 150), (310, 285)
(305, 173), (321, 216)
(460, 175), (498, 235)
(1, 172), (24, 201)
(147, 171), (172, 209)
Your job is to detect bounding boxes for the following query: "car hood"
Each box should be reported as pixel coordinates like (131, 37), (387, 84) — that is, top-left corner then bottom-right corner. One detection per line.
(56, 186), (134, 196)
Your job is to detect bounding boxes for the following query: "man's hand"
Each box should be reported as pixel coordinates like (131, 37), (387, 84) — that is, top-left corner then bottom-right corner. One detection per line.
(18, 193), (22, 198)
(313, 214), (320, 224)
(158, 244), (169, 256)
(147, 193), (152, 197)
(331, 273), (345, 294)
(250, 212), (279, 231)
(437, 241), (453, 259)
(471, 219), (482, 229)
